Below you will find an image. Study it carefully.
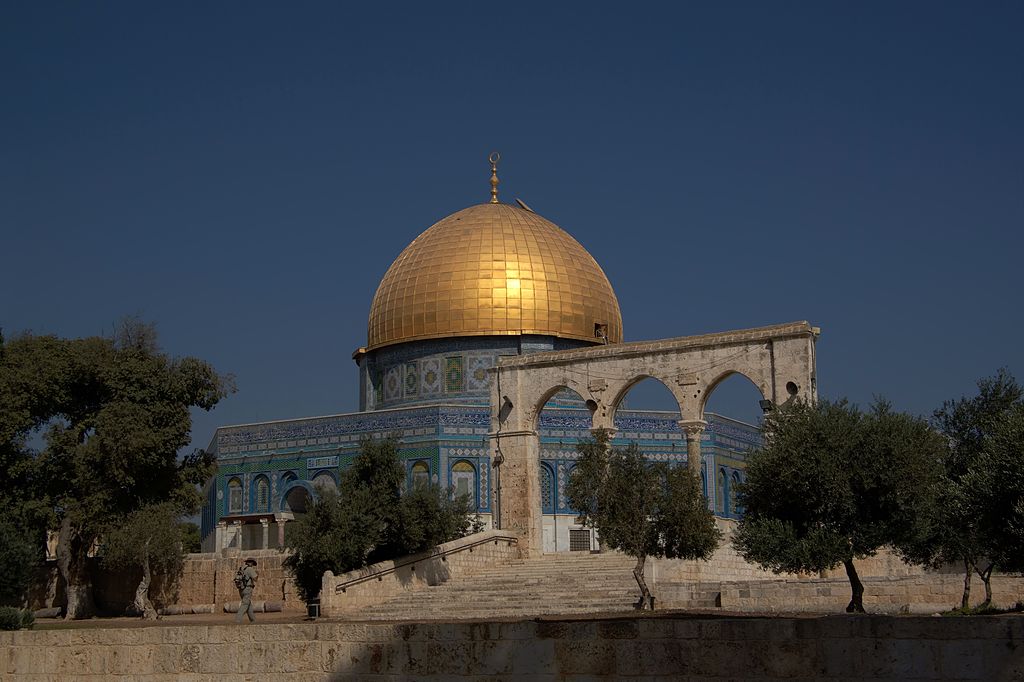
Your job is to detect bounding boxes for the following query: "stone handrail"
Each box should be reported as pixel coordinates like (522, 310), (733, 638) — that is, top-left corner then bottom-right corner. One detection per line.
(320, 529), (520, 615)
(332, 530), (519, 593)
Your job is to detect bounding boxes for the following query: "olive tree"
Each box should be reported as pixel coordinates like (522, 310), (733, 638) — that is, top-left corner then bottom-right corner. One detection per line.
(734, 399), (943, 613)
(0, 320), (232, 618)
(285, 437), (477, 602)
(565, 430), (721, 610)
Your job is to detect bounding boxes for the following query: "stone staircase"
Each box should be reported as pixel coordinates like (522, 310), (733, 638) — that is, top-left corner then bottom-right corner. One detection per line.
(354, 553), (643, 621)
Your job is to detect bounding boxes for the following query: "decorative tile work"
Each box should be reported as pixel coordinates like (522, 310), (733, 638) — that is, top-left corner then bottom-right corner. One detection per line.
(420, 358), (441, 396)
(557, 462), (568, 511)
(466, 355), (492, 391)
(384, 366), (401, 402)
(479, 455), (489, 509)
(404, 363), (419, 398)
(444, 356), (464, 393)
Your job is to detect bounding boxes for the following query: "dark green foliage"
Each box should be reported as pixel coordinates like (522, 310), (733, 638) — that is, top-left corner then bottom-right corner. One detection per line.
(565, 430), (721, 609)
(734, 399), (944, 612)
(101, 502), (192, 618)
(970, 403), (1024, 572)
(0, 606), (33, 631)
(909, 370), (1024, 608)
(285, 437), (476, 602)
(0, 319), (232, 618)
(0, 519), (40, 607)
(178, 522), (201, 554)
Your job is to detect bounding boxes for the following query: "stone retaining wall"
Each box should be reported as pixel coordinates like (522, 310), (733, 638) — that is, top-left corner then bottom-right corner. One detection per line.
(4, 615), (1022, 679)
(320, 530), (520, 616)
(649, 520), (931, 587)
(719, 574), (1024, 614)
(29, 551), (303, 615)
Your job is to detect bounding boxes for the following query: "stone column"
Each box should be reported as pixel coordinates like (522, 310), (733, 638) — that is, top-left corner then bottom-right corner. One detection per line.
(492, 429), (542, 557)
(217, 521), (228, 551)
(276, 520), (286, 548)
(678, 419), (707, 480)
(260, 518), (270, 550)
(232, 520), (243, 551)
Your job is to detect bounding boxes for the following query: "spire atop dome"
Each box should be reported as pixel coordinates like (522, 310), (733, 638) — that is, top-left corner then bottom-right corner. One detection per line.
(489, 152), (500, 203)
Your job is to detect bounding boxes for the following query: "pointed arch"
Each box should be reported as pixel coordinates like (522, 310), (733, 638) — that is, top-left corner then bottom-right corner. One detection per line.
(699, 369), (768, 421)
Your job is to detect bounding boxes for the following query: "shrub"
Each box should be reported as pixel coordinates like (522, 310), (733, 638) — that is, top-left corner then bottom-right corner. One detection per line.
(0, 606), (33, 630)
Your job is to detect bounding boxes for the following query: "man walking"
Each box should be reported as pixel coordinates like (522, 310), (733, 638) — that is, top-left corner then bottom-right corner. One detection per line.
(235, 558), (258, 623)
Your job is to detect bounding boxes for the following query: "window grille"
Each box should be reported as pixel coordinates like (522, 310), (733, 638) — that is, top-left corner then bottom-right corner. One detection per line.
(228, 478), (242, 514)
(255, 477), (269, 512)
(569, 529), (591, 552)
(540, 464), (554, 513)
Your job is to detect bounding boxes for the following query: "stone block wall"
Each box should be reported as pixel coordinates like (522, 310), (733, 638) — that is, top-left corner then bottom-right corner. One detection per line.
(28, 551), (304, 615)
(720, 574), (1024, 614)
(321, 530), (519, 616)
(4, 615), (1023, 679)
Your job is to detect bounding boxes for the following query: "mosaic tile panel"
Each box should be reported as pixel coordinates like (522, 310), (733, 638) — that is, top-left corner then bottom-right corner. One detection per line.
(420, 358), (441, 395)
(466, 355), (492, 391)
(404, 363), (419, 398)
(444, 356), (464, 393)
(384, 366), (401, 402)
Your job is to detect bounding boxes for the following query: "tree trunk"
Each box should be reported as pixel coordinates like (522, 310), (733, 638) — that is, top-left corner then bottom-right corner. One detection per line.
(974, 561), (994, 609)
(133, 544), (158, 620)
(632, 554), (653, 610)
(56, 517), (96, 620)
(960, 558), (972, 610)
(843, 559), (865, 613)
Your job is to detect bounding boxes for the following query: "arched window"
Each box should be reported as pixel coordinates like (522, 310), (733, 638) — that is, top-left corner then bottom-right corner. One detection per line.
(254, 476), (270, 513)
(451, 460), (476, 503)
(716, 468), (726, 515)
(730, 471), (741, 516)
(228, 478), (243, 514)
(539, 463), (555, 514)
(282, 471), (297, 484)
(312, 472), (337, 493)
(411, 461), (430, 490)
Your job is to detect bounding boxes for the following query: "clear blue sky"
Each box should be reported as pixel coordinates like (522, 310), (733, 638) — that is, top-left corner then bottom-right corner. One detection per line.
(2, 2), (1022, 448)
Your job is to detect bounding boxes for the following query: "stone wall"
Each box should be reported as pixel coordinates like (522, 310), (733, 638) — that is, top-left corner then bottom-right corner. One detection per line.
(648, 519), (931, 606)
(718, 574), (1024, 614)
(4, 615), (1022, 679)
(29, 551), (304, 615)
(321, 530), (520, 616)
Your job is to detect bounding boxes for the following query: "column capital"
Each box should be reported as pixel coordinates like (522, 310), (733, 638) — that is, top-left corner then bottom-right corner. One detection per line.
(259, 518), (270, 527)
(677, 419), (707, 439)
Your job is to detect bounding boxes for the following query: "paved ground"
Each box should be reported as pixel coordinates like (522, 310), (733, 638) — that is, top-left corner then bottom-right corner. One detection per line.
(31, 607), (840, 630)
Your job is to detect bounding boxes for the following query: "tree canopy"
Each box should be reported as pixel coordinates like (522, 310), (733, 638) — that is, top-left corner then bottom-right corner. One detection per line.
(565, 430), (721, 609)
(284, 437), (478, 602)
(0, 320), (232, 618)
(910, 369), (1024, 608)
(734, 399), (944, 612)
(101, 502), (193, 619)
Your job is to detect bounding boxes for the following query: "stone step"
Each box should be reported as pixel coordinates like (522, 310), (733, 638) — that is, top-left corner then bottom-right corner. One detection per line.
(354, 554), (654, 621)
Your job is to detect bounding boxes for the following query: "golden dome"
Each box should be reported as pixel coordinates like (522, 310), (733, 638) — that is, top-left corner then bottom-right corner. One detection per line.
(367, 202), (623, 351)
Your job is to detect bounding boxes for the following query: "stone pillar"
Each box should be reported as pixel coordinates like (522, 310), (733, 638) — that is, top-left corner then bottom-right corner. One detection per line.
(678, 419), (707, 480)
(492, 429), (542, 556)
(217, 521), (228, 551)
(232, 520), (243, 551)
(260, 518), (270, 550)
(276, 520), (286, 548)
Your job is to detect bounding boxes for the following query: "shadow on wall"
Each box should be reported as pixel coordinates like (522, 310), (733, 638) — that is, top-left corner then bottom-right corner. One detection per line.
(318, 617), (1023, 680)
(27, 558), (185, 615)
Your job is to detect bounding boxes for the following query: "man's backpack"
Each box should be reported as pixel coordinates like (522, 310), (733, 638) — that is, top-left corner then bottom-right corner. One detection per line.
(233, 566), (248, 590)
